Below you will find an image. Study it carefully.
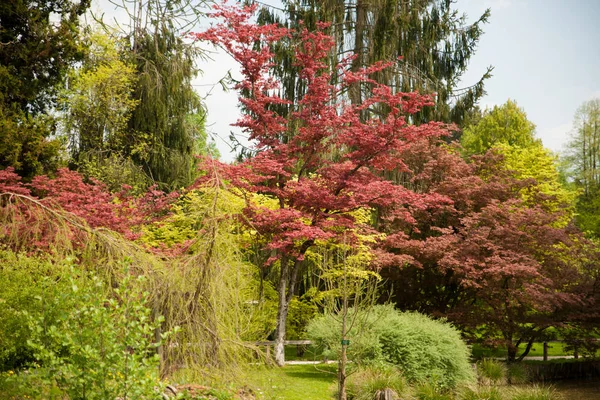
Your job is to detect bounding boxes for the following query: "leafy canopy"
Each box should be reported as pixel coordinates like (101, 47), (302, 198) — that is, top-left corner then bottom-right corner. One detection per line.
(461, 100), (540, 155)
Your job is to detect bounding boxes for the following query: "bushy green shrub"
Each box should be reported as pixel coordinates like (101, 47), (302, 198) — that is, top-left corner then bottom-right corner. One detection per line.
(415, 381), (453, 400)
(286, 296), (318, 340)
(507, 363), (529, 384)
(0, 251), (72, 371)
(346, 364), (407, 400)
(307, 305), (474, 389)
(307, 305), (393, 364)
(0, 251), (166, 399)
(477, 359), (506, 385)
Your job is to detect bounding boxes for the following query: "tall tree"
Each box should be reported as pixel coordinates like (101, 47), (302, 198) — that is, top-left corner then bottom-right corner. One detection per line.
(126, 26), (203, 190)
(256, 0), (492, 127)
(0, 0), (90, 179)
(194, 3), (450, 367)
(562, 99), (600, 236)
(0, 0), (90, 114)
(95, 0), (209, 190)
(376, 141), (592, 362)
(61, 30), (139, 162)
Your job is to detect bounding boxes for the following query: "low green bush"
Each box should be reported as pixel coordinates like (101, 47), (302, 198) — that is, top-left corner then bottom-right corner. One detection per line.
(0, 251), (72, 372)
(307, 305), (475, 389)
(507, 363), (529, 384)
(477, 359), (506, 385)
(286, 296), (318, 341)
(345, 364), (407, 400)
(0, 251), (167, 399)
(415, 381), (453, 400)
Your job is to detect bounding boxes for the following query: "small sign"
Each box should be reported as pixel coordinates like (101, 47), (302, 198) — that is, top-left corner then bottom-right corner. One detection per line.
(341, 339), (350, 345)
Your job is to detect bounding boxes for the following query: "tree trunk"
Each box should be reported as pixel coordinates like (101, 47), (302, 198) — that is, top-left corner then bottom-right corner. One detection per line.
(274, 241), (313, 366)
(349, 0), (367, 107)
(516, 336), (536, 362)
(274, 258), (290, 366)
(505, 332), (517, 363)
(338, 258), (349, 400)
(338, 344), (347, 400)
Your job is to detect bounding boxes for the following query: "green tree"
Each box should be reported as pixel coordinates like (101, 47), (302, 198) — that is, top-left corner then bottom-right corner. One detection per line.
(562, 99), (600, 236)
(461, 100), (574, 220)
(497, 143), (576, 219)
(0, 0), (90, 178)
(0, 105), (63, 180)
(59, 29), (153, 192)
(0, 0), (90, 114)
(62, 30), (139, 160)
(461, 100), (540, 155)
(257, 0), (492, 127)
(126, 26), (203, 190)
(94, 0), (209, 190)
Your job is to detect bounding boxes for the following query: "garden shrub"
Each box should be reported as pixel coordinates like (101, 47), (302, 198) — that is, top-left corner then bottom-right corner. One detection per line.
(307, 305), (474, 389)
(286, 296), (318, 340)
(0, 251), (72, 372)
(477, 359), (506, 385)
(345, 364), (407, 400)
(0, 251), (166, 399)
(507, 362), (529, 384)
(415, 381), (453, 400)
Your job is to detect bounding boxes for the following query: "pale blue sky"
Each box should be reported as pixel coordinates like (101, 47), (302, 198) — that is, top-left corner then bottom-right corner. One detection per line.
(95, 0), (600, 161)
(458, 0), (600, 153)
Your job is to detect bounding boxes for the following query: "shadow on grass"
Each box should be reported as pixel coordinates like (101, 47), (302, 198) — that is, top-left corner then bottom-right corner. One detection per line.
(283, 365), (337, 383)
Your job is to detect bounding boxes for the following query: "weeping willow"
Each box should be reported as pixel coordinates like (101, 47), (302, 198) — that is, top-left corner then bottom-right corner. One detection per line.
(151, 175), (277, 382)
(257, 0), (492, 127)
(0, 188), (268, 382)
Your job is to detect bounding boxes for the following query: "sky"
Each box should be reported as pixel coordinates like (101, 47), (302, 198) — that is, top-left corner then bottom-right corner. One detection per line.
(95, 0), (600, 162)
(457, 0), (600, 153)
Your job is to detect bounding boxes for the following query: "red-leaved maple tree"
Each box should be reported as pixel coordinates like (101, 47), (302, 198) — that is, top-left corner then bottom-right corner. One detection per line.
(193, 3), (451, 366)
(375, 142), (595, 361)
(0, 167), (176, 251)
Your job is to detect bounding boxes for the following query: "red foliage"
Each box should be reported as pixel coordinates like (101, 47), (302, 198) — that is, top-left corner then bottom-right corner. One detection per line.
(193, 3), (452, 260)
(374, 140), (595, 355)
(0, 167), (177, 246)
(0, 167), (31, 196)
(192, 5), (599, 359)
(192, 4), (459, 362)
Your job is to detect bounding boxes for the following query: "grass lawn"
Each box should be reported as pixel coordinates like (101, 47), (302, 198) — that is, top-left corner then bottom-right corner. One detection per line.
(247, 364), (337, 400)
(471, 342), (579, 359)
(286, 342), (590, 362)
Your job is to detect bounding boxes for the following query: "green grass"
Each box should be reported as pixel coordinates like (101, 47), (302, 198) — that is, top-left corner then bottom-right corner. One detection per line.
(289, 342), (596, 363)
(471, 342), (583, 359)
(246, 364), (337, 400)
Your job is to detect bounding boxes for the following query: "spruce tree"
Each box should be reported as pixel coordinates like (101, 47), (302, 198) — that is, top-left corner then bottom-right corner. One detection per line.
(257, 0), (491, 127)
(126, 24), (203, 190)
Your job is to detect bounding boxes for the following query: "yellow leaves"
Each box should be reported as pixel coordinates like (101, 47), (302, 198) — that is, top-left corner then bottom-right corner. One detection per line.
(461, 100), (539, 155)
(140, 185), (251, 250)
(250, 192), (279, 210)
(494, 143), (577, 224)
(60, 28), (139, 153)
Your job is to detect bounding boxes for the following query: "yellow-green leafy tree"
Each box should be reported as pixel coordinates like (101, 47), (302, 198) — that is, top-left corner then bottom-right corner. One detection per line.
(461, 100), (540, 155)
